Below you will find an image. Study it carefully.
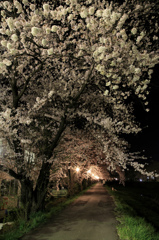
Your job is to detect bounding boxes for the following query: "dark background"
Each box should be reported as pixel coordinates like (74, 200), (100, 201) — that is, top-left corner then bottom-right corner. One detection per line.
(128, 64), (159, 170)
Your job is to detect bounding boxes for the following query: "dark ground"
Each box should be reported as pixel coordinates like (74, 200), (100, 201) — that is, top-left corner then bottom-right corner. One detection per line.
(107, 181), (159, 231)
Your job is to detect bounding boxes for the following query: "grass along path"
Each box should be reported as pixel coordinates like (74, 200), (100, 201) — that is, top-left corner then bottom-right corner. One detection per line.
(105, 184), (159, 240)
(0, 185), (95, 240)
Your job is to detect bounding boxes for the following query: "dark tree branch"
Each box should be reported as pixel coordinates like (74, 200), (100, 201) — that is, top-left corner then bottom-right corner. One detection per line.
(8, 168), (22, 180)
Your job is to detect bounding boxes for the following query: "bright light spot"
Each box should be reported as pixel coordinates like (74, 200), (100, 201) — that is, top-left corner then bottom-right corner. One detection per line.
(114, 178), (118, 181)
(92, 174), (95, 176)
(76, 167), (80, 172)
(95, 176), (99, 179)
(87, 169), (91, 174)
(139, 179), (142, 182)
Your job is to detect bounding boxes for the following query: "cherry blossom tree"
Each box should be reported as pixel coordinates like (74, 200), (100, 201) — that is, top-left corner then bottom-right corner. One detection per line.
(0, 0), (159, 217)
(50, 130), (105, 194)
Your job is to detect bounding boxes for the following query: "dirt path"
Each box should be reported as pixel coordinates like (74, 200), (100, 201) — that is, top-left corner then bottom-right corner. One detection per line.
(21, 182), (119, 240)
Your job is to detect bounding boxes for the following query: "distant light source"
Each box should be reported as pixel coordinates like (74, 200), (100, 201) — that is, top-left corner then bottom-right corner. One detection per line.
(76, 167), (80, 172)
(87, 169), (91, 174)
(95, 176), (99, 179)
(114, 178), (118, 181)
(139, 179), (142, 182)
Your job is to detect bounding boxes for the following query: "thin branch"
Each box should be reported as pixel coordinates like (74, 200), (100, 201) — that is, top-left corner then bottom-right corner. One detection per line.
(18, 64), (43, 101)
(47, 62), (95, 158)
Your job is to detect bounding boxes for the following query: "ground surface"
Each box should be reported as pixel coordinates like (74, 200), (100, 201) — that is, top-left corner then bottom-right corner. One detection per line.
(21, 182), (119, 240)
(107, 181), (159, 231)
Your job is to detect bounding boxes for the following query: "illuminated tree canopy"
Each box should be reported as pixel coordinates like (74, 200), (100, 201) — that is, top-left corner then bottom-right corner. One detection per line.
(0, 0), (159, 217)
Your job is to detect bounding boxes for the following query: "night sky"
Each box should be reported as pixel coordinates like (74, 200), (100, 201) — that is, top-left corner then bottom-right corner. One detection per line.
(128, 64), (159, 169)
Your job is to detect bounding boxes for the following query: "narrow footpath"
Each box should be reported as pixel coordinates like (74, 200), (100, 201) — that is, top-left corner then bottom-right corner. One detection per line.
(21, 182), (119, 240)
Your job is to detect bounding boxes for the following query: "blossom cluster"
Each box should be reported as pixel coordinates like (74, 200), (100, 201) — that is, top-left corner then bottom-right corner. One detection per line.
(0, 0), (158, 181)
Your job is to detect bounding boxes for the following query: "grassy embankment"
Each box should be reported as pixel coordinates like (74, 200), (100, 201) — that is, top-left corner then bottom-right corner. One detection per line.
(0, 184), (94, 240)
(105, 182), (159, 240)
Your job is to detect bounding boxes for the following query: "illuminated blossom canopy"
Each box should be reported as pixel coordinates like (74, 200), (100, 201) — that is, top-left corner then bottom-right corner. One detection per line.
(0, 0), (159, 216)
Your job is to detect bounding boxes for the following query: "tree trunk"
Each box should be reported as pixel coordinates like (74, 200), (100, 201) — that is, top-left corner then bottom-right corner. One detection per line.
(80, 179), (83, 191)
(19, 161), (52, 219)
(20, 178), (34, 219)
(0, 179), (1, 197)
(67, 168), (75, 196)
(17, 180), (21, 208)
(33, 161), (52, 213)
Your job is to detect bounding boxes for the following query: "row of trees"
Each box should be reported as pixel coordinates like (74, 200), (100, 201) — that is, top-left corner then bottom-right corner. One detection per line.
(0, 0), (159, 218)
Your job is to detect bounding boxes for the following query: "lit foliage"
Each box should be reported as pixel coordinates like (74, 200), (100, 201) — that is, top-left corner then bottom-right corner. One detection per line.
(51, 130), (105, 182)
(50, 128), (156, 186)
(0, 0), (159, 189)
